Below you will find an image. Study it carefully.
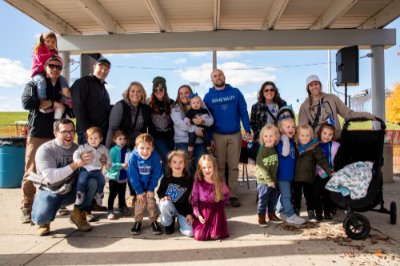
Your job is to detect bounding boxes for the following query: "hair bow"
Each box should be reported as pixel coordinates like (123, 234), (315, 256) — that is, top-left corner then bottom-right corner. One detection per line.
(189, 93), (198, 100)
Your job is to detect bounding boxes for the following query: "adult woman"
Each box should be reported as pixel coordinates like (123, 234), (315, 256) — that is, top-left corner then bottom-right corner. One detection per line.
(298, 74), (375, 139)
(171, 85), (214, 168)
(148, 76), (175, 165)
(106, 81), (151, 149)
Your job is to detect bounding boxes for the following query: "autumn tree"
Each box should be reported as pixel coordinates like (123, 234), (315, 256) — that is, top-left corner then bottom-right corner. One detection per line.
(386, 83), (400, 124)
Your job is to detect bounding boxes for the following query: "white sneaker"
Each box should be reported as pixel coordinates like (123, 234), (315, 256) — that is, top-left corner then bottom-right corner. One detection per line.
(286, 214), (306, 225)
(75, 192), (85, 205)
(275, 212), (286, 221)
(94, 192), (104, 206)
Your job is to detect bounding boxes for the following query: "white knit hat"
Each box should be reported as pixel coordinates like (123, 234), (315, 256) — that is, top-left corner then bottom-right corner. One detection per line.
(306, 74), (320, 87)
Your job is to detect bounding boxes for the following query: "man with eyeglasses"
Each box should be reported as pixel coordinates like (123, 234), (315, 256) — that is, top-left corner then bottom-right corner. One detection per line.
(31, 119), (98, 236)
(20, 55), (70, 224)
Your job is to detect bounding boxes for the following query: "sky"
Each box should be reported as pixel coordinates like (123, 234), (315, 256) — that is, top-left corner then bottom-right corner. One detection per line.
(0, 1), (399, 114)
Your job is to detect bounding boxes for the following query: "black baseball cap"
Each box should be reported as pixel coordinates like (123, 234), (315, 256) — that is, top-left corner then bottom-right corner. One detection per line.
(95, 57), (111, 68)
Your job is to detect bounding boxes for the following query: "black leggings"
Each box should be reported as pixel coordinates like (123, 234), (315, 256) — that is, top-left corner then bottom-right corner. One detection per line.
(292, 181), (314, 211)
(313, 177), (334, 215)
(108, 180), (127, 210)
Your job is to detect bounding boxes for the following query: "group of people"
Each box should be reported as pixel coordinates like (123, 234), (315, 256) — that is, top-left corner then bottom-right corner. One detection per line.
(20, 31), (376, 240)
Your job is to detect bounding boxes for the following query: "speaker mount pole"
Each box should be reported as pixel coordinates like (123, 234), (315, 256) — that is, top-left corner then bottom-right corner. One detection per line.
(344, 83), (348, 106)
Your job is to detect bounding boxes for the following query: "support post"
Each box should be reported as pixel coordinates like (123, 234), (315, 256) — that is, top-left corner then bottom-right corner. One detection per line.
(371, 45), (386, 121)
(59, 51), (70, 83)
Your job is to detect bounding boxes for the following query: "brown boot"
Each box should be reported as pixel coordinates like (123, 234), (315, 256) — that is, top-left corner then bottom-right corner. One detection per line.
(36, 223), (50, 236)
(69, 206), (92, 232)
(258, 214), (268, 227)
(268, 212), (283, 224)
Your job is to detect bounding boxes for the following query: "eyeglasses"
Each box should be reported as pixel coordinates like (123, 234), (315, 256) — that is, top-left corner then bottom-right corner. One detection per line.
(48, 64), (62, 70)
(59, 130), (75, 136)
(263, 89), (275, 93)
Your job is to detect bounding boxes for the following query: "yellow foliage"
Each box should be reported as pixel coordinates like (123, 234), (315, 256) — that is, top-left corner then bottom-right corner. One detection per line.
(386, 83), (400, 124)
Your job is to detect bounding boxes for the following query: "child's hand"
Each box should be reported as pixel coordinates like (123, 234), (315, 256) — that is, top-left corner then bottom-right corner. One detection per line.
(270, 183), (276, 189)
(61, 87), (72, 98)
(122, 163), (128, 170)
(147, 191), (155, 199)
(105, 163), (111, 170)
(137, 193), (145, 203)
(198, 215), (206, 224)
(329, 171), (335, 177)
(53, 101), (65, 113)
(80, 151), (93, 165)
(186, 214), (194, 225)
(160, 196), (170, 202)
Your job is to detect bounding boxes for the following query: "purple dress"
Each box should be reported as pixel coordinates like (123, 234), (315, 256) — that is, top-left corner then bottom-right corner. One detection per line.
(191, 180), (230, 241)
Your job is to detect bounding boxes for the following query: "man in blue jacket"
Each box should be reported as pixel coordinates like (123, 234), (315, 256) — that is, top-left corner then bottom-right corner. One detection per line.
(204, 69), (252, 207)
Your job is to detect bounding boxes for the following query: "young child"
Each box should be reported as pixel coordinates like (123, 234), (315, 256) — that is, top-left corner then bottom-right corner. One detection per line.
(105, 130), (131, 220)
(157, 150), (194, 236)
(314, 122), (340, 220)
(191, 154), (230, 241)
(31, 31), (72, 114)
(128, 133), (163, 235)
(73, 127), (111, 206)
(293, 124), (334, 222)
(184, 93), (213, 158)
(275, 117), (305, 225)
(256, 124), (283, 227)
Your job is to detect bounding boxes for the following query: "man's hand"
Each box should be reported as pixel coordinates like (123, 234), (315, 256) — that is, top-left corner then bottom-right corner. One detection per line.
(245, 132), (252, 142)
(122, 162), (128, 170)
(147, 191), (155, 199)
(137, 193), (145, 203)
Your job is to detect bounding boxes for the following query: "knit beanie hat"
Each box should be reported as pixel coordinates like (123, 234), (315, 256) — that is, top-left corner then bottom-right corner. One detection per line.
(152, 76), (167, 92)
(277, 105), (295, 120)
(306, 74), (320, 87)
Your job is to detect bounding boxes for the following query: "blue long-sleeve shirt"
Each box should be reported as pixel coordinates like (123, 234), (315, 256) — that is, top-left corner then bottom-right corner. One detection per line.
(127, 150), (163, 194)
(277, 138), (296, 181)
(204, 84), (251, 134)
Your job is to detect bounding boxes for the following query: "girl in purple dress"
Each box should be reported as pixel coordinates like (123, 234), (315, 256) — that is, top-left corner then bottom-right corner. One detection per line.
(191, 154), (230, 240)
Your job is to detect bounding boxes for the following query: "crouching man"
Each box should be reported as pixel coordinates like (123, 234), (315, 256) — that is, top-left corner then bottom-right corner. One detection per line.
(31, 118), (99, 236)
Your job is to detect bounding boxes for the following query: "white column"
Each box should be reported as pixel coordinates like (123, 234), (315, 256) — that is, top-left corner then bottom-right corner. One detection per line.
(59, 51), (70, 83)
(371, 45), (385, 121)
(212, 51), (217, 70)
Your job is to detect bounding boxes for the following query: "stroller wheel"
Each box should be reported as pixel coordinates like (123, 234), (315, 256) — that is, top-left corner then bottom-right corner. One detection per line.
(390, 201), (397, 225)
(343, 213), (370, 240)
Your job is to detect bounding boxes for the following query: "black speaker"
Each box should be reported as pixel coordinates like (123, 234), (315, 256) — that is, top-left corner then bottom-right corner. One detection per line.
(336, 46), (359, 86)
(80, 53), (101, 77)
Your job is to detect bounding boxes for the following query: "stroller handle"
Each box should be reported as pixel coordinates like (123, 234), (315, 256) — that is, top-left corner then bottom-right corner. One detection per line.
(342, 116), (386, 131)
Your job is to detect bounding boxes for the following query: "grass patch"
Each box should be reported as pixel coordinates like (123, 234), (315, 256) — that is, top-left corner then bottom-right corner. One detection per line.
(0, 112), (28, 125)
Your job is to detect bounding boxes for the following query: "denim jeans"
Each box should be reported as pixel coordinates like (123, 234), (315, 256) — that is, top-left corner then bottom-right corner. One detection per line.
(277, 180), (295, 217)
(154, 138), (175, 165)
(77, 168), (105, 194)
(159, 199), (193, 237)
(31, 178), (98, 225)
(33, 74), (69, 100)
(175, 142), (206, 173)
(257, 183), (277, 214)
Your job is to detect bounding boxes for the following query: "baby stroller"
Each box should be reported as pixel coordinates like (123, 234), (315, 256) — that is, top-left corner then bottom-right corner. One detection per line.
(330, 117), (397, 240)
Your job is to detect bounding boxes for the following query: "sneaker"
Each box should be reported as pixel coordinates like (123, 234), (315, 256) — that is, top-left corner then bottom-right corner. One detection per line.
(107, 211), (117, 220)
(268, 212), (283, 224)
(20, 208), (31, 224)
(118, 206), (130, 216)
(164, 218), (175, 235)
(58, 206), (70, 216)
(91, 202), (107, 212)
(36, 223), (50, 236)
(230, 197), (241, 208)
(75, 192), (85, 205)
(94, 192), (104, 206)
(324, 213), (333, 220)
(286, 214), (306, 225)
(275, 211), (286, 221)
(151, 221), (163, 235)
(307, 210), (317, 222)
(130, 222), (142, 235)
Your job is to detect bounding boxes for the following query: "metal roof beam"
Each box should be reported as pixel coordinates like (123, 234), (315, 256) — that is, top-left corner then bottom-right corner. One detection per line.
(310, 0), (358, 29)
(74, 0), (124, 34)
(58, 29), (396, 54)
(213, 0), (220, 30)
(144, 0), (171, 32)
(262, 0), (290, 30)
(359, 0), (400, 29)
(5, 0), (80, 35)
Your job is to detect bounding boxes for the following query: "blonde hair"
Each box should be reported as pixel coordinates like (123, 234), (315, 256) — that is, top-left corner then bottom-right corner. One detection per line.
(296, 124), (313, 143)
(259, 124), (280, 146)
(135, 133), (154, 147)
(277, 117), (295, 132)
(165, 150), (189, 180)
(86, 127), (103, 138)
(122, 82), (147, 104)
(194, 154), (223, 202)
(33, 31), (58, 54)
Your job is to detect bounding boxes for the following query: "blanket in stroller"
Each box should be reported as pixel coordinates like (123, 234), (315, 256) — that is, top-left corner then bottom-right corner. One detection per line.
(325, 161), (373, 200)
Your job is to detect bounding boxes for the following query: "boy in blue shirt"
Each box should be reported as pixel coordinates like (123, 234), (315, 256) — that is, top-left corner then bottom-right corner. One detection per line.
(128, 133), (163, 235)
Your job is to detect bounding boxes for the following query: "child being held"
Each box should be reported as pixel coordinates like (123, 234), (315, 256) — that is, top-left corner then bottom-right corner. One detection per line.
(128, 133), (163, 235)
(73, 127), (111, 206)
(256, 124), (283, 227)
(105, 130), (131, 220)
(293, 124), (334, 222)
(158, 150), (194, 236)
(184, 93), (213, 158)
(191, 154), (230, 241)
(31, 32), (72, 115)
(314, 122), (340, 220)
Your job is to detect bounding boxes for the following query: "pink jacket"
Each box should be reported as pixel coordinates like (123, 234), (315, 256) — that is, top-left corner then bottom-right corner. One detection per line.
(31, 45), (56, 77)
(316, 140), (340, 178)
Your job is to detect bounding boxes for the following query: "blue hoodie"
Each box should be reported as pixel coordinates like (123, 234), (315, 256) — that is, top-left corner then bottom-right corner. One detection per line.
(277, 138), (296, 181)
(204, 84), (251, 134)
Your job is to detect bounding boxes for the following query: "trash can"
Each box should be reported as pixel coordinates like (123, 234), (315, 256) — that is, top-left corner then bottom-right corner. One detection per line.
(0, 137), (26, 188)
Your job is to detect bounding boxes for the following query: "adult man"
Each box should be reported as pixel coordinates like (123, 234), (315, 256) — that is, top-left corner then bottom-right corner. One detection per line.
(31, 119), (98, 236)
(20, 55), (69, 223)
(71, 57), (111, 145)
(204, 69), (252, 207)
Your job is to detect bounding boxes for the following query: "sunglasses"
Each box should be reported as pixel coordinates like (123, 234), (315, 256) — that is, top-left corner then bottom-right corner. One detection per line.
(263, 89), (275, 93)
(48, 64), (62, 70)
(154, 87), (164, 93)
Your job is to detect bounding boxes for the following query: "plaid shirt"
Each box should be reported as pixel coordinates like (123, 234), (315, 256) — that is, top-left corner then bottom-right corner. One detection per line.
(250, 102), (279, 141)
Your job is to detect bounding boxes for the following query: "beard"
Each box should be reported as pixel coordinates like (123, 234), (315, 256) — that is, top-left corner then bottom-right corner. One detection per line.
(214, 80), (225, 88)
